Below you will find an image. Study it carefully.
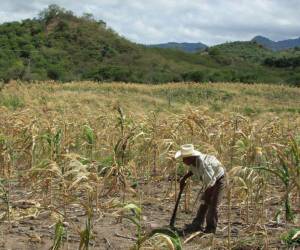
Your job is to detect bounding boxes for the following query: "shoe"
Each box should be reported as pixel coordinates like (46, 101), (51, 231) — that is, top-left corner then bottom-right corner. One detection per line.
(177, 223), (203, 236)
(204, 227), (216, 234)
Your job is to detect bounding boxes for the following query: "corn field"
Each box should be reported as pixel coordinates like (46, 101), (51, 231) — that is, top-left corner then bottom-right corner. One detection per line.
(0, 81), (299, 249)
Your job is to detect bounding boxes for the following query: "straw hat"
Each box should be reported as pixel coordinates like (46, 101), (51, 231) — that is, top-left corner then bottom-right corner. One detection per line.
(174, 144), (201, 159)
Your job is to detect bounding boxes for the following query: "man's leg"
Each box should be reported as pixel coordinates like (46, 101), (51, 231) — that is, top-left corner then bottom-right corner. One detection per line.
(185, 186), (213, 231)
(192, 188), (211, 226)
(205, 176), (225, 233)
(180, 188), (212, 235)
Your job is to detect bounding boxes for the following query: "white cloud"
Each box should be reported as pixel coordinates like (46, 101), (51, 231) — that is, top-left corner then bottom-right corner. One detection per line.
(0, 0), (299, 45)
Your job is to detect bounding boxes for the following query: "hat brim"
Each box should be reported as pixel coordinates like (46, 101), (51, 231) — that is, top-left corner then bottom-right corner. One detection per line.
(175, 150), (200, 159)
(174, 151), (182, 159)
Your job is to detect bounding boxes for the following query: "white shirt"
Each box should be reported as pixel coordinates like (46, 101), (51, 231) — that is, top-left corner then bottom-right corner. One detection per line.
(189, 153), (225, 190)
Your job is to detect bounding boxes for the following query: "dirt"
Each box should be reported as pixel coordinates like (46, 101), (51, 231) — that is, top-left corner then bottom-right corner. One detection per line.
(0, 179), (297, 250)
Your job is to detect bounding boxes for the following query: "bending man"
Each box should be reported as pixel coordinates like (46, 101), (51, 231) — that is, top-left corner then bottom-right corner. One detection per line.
(174, 144), (225, 235)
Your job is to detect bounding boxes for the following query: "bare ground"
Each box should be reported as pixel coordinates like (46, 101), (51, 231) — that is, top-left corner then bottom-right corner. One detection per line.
(0, 179), (298, 250)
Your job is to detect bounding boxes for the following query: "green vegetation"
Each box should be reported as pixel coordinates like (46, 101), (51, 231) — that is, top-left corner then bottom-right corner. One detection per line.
(0, 94), (24, 110)
(281, 228), (300, 247)
(0, 4), (299, 85)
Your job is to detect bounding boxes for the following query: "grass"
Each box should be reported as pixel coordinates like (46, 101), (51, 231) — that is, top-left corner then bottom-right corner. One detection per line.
(1, 81), (299, 115)
(0, 94), (25, 110)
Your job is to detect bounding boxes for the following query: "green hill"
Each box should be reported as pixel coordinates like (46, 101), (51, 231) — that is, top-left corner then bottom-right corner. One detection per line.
(0, 5), (299, 85)
(0, 5), (180, 81)
(0, 5), (185, 83)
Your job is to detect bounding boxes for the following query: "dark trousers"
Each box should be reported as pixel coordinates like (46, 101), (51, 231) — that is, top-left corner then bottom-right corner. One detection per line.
(192, 175), (225, 231)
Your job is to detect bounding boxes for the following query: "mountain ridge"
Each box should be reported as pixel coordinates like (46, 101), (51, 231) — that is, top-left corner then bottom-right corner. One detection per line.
(252, 35), (300, 51)
(147, 42), (208, 53)
(150, 35), (300, 53)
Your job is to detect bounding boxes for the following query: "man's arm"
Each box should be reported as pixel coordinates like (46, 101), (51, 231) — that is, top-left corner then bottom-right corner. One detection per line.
(202, 155), (223, 188)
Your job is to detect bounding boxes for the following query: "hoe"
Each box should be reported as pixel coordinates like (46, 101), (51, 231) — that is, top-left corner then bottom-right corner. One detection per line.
(169, 172), (192, 229)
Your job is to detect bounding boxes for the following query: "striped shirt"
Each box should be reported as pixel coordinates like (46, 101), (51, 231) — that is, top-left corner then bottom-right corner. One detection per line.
(189, 153), (225, 190)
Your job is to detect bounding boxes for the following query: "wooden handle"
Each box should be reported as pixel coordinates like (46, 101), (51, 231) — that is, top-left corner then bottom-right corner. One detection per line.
(169, 184), (185, 227)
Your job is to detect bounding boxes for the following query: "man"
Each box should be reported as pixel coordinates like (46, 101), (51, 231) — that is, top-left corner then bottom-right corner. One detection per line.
(174, 144), (225, 235)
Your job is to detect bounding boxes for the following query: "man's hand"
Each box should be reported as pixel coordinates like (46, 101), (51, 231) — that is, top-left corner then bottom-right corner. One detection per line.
(179, 171), (193, 190)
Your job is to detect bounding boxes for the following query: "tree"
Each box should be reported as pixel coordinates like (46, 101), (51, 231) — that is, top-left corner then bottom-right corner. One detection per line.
(82, 13), (95, 22)
(182, 71), (205, 82)
(39, 4), (73, 24)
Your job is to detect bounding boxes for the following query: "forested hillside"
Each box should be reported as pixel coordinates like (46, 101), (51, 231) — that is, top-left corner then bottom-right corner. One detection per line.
(0, 5), (299, 85)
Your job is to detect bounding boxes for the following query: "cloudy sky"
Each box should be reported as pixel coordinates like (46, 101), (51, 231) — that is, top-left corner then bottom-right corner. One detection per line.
(0, 0), (299, 45)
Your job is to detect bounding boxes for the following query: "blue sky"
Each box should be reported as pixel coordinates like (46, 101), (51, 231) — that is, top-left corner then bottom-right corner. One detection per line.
(0, 0), (299, 45)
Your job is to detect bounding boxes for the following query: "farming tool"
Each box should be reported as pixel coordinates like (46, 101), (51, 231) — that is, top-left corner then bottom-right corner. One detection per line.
(169, 171), (193, 229)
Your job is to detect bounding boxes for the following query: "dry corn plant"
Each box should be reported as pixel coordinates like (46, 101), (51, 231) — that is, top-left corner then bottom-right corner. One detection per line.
(138, 229), (182, 250)
(227, 165), (269, 250)
(137, 111), (177, 180)
(32, 152), (100, 249)
(0, 178), (9, 222)
(42, 126), (63, 162)
(139, 111), (164, 176)
(49, 220), (66, 250)
(101, 105), (144, 201)
(82, 124), (95, 160)
(288, 135), (300, 206)
(229, 166), (263, 224)
(255, 139), (299, 222)
(0, 134), (13, 226)
(233, 126), (269, 223)
(29, 152), (101, 218)
(77, 200), (94, 250)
